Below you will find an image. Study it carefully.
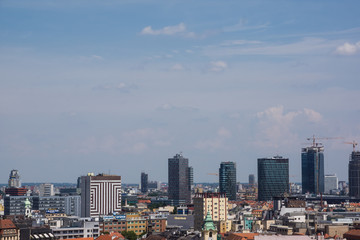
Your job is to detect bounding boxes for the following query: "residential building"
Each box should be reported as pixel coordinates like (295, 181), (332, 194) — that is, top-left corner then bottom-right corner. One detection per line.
(324, 174), (338, 194)
(168, 153), (191, 205)
(80, 173), (122, 217)
(302, 145), (325, 194)
(0, 219), (19, 240)
(257, 156), (289, 201)
(219, 162), (237, 201)
(349, 151), (360, 198)
(141, 172), (148, 193)
(193, 193), (229, 232)
(51, 218), (100, 239)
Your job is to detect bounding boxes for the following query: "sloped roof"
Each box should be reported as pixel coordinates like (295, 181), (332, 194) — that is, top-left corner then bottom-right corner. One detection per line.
(0, 219), (16, 229)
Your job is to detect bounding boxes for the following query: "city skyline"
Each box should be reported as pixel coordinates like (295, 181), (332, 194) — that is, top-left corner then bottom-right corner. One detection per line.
(1, 0), (360, 183)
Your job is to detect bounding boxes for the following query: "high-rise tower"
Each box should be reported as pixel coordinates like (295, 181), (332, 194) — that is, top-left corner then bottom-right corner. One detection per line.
(80, 173), (121, 217)
(257, 156), (289, 201)
(349, 151), (360, 198)
(302, 145), (324, 194)
(141, 172), (148, 193)
(219, 162), (237, 201)
(168, 153), (191, 205)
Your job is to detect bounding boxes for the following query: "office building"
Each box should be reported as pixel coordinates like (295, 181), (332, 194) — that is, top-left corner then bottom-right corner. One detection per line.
(168, 153), (191, 205)
(349, 151), (360, 198)
(219, 162), (237, 201)
(324, 174), (338, 194)
(140, 172), (148, 193)
(193, 193), (230, 233)
(257, 156), (289, 201)
(302, 146), (325, 194)
(249, 174), (255, 186)
(80, 173), (122, 217)
(39, 183), (55, 197)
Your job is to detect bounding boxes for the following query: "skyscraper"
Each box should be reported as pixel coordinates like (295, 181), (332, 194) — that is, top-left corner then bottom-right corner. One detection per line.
(249, 174), (255, 186)
(188, 166), (194, 192)
(257, 156), (289, 201)
(141, 172), (148, 193)
(80, 173), (121, 217)
(349, 151), (360, 198)
(168, 153), (191, 205)
(302, 146), (324, 194)
(219, 162), (237, 201)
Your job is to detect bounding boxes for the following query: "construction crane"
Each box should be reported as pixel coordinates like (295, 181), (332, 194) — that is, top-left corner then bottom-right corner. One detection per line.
(306, 135), (343, 147)
(344, 140), (358, 152)
(207, 173), (219, 176)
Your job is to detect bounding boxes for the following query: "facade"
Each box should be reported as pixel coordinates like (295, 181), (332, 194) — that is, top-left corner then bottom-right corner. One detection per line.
(33, 196), (65, 213)
(4, 196), (32, 216)
(188, 166), (194, 192)
(257, 156), (289, 201)
(51, 218), (99, 239)
(219, 162), (237, 201)
(141, 172), (148, 193)
(80, 173), (122, 217)
(249, 174), (255, 186)
(64, 196), (81, 216)
(8, 170), (21, 188)
(0, 219), (19, 240)
(39, 183), (55, 197)
(349, 151), (360, 198)
(302, 146), (325, 194)
(193, 193), (228, 232)
(168, 153), (191, 205)
(4, 188), (27, 196)
(324, 174), (338, 194)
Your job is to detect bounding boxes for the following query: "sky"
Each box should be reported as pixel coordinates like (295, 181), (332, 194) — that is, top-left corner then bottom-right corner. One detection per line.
(1, 0), (360, 184)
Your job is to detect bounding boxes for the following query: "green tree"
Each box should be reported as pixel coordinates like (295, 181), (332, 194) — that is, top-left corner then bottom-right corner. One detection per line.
(121, 230), (138, 240)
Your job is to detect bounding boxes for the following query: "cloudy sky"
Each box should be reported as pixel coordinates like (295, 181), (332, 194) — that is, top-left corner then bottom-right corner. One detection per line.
(1, 0), (360, 184)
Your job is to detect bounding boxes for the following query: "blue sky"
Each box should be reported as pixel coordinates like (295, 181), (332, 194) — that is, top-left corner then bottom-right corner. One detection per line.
(1, 0), (360, 184)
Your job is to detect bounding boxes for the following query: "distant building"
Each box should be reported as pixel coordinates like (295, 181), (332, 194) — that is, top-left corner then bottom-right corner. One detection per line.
(258, 156), (289, 201)
(249, 174), (255, 186)
(324, 174), (338, 194)
(4, 196), (32, 216)
(80, 173), (122, 217)
(349, 151), (360, 198)
(302, 145), (325, 194)
(8, 170), (21, 188)
(141, 172), (148, 193)
(193, 193), (228, 232)
(148, 181), (159, 190)
(39, 183), (55, 197)
(188, 166), (194, 191)
(168, 153), (191, 205)
(219, 162), (237, 201)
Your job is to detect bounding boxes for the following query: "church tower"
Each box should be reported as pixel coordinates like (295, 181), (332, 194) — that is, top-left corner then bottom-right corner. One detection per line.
(202, 212), (218, 240)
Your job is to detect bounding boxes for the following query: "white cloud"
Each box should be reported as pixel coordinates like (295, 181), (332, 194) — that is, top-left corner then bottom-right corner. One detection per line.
(335, 42), (360, 55)
(254, 106), (322, 148)
(217, 127), (231, 138)
(220, 40), (262, 46)
(195, 127), (231, 150)
(209, 61), (228, 72)
(141, 23), (186, 36)
(171, 63), (184, 71)
(223, 19), (269, 32)
(303, 108), (322, 122)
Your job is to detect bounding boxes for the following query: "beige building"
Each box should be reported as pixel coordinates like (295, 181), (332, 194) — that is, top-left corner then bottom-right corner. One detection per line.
(194, 193), (228, 232)
(0, 219), (19, 240)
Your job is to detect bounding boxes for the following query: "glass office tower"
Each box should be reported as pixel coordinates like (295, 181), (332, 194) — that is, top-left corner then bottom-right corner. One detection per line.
(302, 146), (324, 194)
(219, 162), (237, 201)
(257, 156), (289, 201)
(349, 151), (360, 198)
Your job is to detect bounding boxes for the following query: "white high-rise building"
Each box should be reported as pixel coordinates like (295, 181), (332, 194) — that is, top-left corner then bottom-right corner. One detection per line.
(80, 173), (121, 217)
(39, 183), (55, 196)
(325, 174), (338, 194)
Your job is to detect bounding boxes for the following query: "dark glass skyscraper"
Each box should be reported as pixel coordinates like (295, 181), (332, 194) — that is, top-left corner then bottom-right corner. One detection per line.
(302, 146), (324, 194)
(168, 153), (191, 205)
(257, 156), (289, 201)
(349, 151), (360, 198)
(249, 174), (255, 186)
(219, 162), (237, 201)
(141, 172), (148, 193)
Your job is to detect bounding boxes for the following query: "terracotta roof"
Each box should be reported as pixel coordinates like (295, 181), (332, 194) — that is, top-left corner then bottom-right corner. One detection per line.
(70, 238), (94, 240)
(145, 235), (167, 240)
(226, 233), (259, 240)
(0, 219), (16, 229)
(96, 232), (125, 240)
